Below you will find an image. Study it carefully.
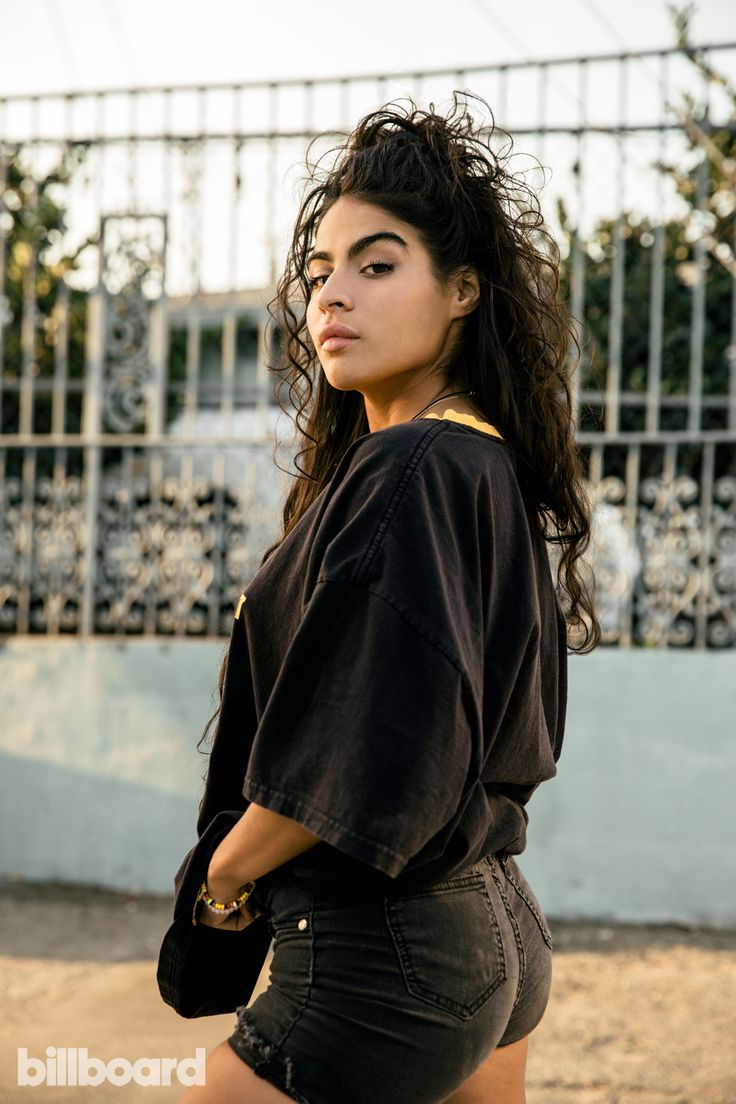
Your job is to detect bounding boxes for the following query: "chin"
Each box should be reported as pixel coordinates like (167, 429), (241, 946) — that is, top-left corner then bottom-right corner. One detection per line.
(321, 371), (354, 391)
(322, 367), (369, 391)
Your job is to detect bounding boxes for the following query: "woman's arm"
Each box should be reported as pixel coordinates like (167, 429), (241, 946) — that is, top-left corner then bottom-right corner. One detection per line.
(205, 802), (323, 903)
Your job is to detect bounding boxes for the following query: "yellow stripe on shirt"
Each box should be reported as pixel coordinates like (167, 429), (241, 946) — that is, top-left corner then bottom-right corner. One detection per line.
(423, 408), (504, 440)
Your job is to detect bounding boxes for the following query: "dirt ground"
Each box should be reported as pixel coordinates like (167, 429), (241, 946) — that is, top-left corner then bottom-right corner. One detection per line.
(1, 880), (734, 1104)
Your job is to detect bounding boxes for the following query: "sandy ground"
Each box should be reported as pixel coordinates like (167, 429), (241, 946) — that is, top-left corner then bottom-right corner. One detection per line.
(1, 881), (734, 1104)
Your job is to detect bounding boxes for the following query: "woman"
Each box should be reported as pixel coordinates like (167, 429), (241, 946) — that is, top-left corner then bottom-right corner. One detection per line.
(179, 92), (599, 1104)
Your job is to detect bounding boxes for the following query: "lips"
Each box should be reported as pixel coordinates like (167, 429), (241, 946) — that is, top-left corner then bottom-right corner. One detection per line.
(322, 335), (358, 352)
(318, 323), (359, 349)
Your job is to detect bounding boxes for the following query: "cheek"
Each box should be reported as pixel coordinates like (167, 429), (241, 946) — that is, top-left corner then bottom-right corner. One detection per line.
(305, 299), (319, 340)
(392, 289), (447, 349)
(374, 277), (437, 327)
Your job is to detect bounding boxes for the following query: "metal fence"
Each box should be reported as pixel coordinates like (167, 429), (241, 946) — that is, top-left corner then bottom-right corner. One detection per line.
(1, 43), (734, 645)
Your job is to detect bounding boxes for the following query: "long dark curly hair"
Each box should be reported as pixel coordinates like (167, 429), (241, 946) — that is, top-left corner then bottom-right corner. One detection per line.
(198, 90), (599, 755)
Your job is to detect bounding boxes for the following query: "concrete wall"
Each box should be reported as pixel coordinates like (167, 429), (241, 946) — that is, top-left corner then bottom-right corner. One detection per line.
(0, 638), (221, 897)
(521, 650), (736, 927)
(0, 639), (734, 925)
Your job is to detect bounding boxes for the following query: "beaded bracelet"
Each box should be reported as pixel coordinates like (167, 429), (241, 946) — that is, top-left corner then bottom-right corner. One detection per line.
(192, 879), (257, 925)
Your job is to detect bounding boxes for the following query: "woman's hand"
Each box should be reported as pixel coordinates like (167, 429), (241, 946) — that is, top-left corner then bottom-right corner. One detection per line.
(198, 801), (318, 931)
(196, 863), (266, 930)
(196, 898), (261, 930)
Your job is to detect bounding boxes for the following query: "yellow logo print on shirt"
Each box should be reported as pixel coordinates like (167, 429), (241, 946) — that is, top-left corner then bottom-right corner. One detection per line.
(234, 593), (247, 620)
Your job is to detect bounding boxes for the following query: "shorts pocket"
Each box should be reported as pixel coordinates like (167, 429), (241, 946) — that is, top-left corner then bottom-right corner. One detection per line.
(384, 870), (506, 1021)
(500, 859), (554, 950)
(266, 907), (315, 1001)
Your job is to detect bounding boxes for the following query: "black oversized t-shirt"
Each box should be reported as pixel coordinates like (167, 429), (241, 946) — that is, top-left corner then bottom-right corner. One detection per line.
(195, 412), (568, 895)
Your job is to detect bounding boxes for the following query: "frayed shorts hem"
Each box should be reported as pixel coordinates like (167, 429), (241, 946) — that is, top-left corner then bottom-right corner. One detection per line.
(226, 1030), (312, 1104)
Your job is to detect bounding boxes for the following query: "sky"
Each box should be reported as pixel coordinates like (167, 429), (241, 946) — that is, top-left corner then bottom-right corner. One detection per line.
(0, 0), (734, 97)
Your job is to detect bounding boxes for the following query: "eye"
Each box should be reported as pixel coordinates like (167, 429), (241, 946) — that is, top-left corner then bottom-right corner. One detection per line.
(362, 262), (393, 277)
(307, 273), (329, 290)
(308, 259), (395, 293)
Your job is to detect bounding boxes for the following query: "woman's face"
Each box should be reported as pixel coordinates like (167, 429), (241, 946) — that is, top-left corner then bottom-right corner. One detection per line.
(305, 196), (477, 426)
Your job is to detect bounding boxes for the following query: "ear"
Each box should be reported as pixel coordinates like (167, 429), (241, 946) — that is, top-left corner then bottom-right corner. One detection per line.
(449, 265), (480, 319)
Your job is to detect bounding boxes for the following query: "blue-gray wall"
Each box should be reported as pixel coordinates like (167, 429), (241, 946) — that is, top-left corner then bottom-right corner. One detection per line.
(521, 650), (736, 927)
(1, 640), (733, 926)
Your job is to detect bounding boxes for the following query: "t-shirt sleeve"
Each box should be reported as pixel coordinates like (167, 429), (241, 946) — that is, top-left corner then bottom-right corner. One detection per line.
(241, 576), (474, 879)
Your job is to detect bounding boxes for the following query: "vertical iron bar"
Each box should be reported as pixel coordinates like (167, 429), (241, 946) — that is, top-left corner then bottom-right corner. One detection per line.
(646, 188), (666, 428)
(180, 443), (197, 632)
(266, 82), (278, 288)
(646, 54), (668, 435)
(605, 189), (624, 433)
(78, 92), (106, 638)
(605, 58), (628, 435)
(688, 60), (710, 434)
(661, 441), (677, 648)
(0, 99), (7, 428)
(51, 279), (69, 436)
(255, 315), (270, 437)
(120, 445), (134, 636)
(180, 440), (193, 501)
(145, 448), (162, 635)
(221, 310), (236, 438)
(185, 312), (200, 436)
(208, 447), (225, 637)
(95, 92), (105, 223)
(621, 443), (641, 647)
(587, 441), (603, 646)
(229, 86), (241, 295)
(730, 205), (736, 431)
(569, 165), (585, 430)
(128, 89), (137, 213)
(570, 93), (587, 432)
(192, 87), (207, 297)
(147, 296), (167, 438)
(0, 448), (11, 631)
(695, 441), (714, 649)
(688, 153), (707, 434)
(64, 91), (74, 147)
(19, 177), (37, 437)
(17, 447), (36, 634)
(163, 88), (173, 297)
(51, 434), (67, 635)
(80, 288), (104, 636)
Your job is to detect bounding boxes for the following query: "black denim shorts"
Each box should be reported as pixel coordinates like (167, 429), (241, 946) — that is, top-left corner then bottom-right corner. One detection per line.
(226, 853), (553, 1104)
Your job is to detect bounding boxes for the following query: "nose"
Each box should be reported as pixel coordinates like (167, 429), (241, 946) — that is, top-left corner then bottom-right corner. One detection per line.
(314, 274), (353, 311)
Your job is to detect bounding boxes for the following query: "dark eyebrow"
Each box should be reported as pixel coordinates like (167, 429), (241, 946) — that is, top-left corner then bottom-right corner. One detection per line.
(306, 231), (408, 267)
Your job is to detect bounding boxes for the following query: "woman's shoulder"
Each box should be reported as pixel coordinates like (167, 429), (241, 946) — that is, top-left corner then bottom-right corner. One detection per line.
(331, 417), (520, 522)
(314, 417), (524, 586)
(337, 415), (515, 484)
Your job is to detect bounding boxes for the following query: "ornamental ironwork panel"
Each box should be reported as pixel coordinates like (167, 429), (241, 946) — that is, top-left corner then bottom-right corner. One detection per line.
(0, 44), (734, 645)
(580, 439), (735, 648)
